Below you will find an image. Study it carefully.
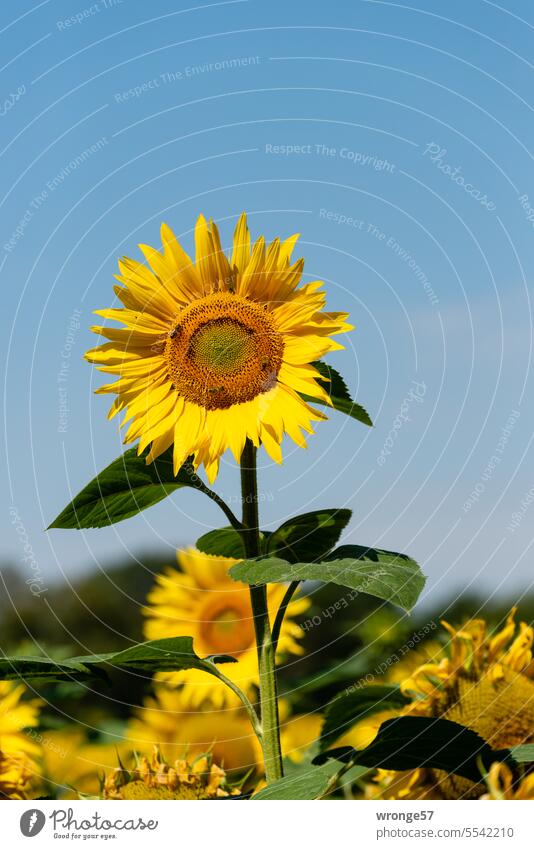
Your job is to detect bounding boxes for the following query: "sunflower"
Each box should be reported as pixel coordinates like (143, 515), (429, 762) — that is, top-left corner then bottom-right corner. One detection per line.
(41, 728), (130, 799)
(103, 748), (238, 800)
(143, 547), (308, 707)
(481, 762), (534, 800)
(0, 680), (42, 799)
(280, 711), (322, 764)
(86, 214), (352, 481)
(354, 609), (534, 800)
(126, 683), (263, 776)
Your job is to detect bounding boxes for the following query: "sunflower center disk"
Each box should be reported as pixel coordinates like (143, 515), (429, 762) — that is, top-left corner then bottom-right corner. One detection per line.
(165, 292), (284, 410)
(198, 597), (256, 656)
(191, 320), (256, 376)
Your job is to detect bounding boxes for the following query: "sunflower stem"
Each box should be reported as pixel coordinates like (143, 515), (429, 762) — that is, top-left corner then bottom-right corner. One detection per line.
(211, 666), (263, 742)
(240, 440), (283, 783)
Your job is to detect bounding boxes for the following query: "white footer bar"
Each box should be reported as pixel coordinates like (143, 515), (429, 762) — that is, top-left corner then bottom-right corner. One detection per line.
(4, 799), (533, 848)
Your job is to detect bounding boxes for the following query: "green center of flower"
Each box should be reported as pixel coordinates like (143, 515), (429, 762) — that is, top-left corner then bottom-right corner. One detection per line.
(190, 319), (255, 375)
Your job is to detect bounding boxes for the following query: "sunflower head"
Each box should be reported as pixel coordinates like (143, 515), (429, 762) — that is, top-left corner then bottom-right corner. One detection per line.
(86, 214), (352, 481)
(0, 750), (37, 800)
(354, 610), (534, 800)
(143, 547), (308, 707)
(0, 681), (42, 798)
(127, 684), (263, 777)
(103, 747), (238, 800)
(481, 762), (534, 800)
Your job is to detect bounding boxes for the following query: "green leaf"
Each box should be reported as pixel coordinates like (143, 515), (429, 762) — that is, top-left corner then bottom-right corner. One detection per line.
(267, 509), (351, 562)
(0, 637), (235, 684)
(300, 361), (373, 427)
(0, 655), (94, 683)
(320, 685), (409, 751)
(254, 760), (369, 800)
(73, 637), (236, 675)
(510, 744), (534, 764)
(229, 548), (425, 612)
(314, 717), (513, 783)
(196, 527), (246, 558)
(253, 762), (338, 800)
(48, 446), (201, 529)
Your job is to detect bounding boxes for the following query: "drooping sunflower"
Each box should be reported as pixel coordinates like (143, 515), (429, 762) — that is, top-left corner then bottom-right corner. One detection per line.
(103, 748), (238, 800)
(0, 680), (42, 799)
(143, 548), (308, 708)
(481, 762), (534, 800)
(126, 683), (263, 776)
(351, 609), (534, 800)
(86, 214), (352, 481)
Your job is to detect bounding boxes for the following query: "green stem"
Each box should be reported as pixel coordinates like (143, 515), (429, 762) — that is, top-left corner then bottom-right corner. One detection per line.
(271, 581), (301, 652)
(212, 667), (263, 743)
(240, 440), (283, 783)
(191, 474), (244, 533)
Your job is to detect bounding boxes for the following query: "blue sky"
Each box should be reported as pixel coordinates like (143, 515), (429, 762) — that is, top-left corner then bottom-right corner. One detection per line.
(2, 0), (534, 606)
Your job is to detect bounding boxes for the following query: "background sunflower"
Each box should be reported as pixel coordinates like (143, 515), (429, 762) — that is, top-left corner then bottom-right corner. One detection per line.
(143, 547), (308, 707)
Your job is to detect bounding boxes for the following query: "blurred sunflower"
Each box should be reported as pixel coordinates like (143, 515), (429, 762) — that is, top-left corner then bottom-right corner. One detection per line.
(481, 762), (534, 800)
(143, 547), (308, 707)
(41, 728), (130, 799)
(86, 213), (352, 482)
(126, 683), (263, 776)
(351, 609), (534, 799)
(104, 748), (238, 800)
(0, 680), (42, 799)
(280, 711), (322, 764)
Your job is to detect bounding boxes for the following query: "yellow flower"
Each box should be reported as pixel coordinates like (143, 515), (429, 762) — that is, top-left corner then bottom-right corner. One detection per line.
(359, 610), (534, 800)
(143, 547), (308, 707)
(86, 214), (352, 482)
(481, 762), (534, 800)
(104, 748), (237, 800)
(0, 681), (42, 799)
(127, 684), (263, 776)
(41, 728), (129, 799)
(280, 712), (322, 763)
(0, 751), (37, 800)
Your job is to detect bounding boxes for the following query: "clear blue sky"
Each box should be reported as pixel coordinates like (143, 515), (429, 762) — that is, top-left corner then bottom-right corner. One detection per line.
(2, 0), (534, 606)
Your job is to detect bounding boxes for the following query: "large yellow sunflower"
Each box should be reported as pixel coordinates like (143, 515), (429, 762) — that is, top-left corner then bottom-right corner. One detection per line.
(0, 680), (42, 799)
(86, 214), (352, 481)
(352, 609), (534, 800)
(143, 547), (308, 707)
(126, 684), (263, 776)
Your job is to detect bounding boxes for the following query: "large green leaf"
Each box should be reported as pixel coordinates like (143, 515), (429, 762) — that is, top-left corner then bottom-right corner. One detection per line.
(253, 762), (338, 800)
(0, 637), (235, 683)
(48, 446), (199, 529)
(320, 685), (409, 751)
(267, 509), (351, 562)
(0, 655), (94, 683)
(253, 761), (367, 800)
(511, 744), (534, 764)
(314, 717), (513, 783)
(300, 361), (373, 427)
(196, 527), (247, 558)
(229, 549), (425, 612)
